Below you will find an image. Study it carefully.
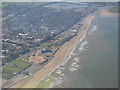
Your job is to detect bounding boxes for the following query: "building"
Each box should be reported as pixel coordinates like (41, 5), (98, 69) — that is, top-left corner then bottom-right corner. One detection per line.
(41, 49), (53, 54)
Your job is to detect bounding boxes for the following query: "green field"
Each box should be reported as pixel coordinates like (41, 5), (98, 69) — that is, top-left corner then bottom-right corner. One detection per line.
(40, 42), (56, 50)
(2, 71), (14, 80)
(2, 58), (31, 80)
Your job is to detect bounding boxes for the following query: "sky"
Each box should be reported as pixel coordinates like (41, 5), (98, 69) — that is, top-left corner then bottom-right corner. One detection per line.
(1, 0), (119, 2)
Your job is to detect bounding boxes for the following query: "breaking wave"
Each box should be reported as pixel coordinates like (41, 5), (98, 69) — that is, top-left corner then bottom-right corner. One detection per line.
(79, 40), (88, 52)
(88, 25), (97, 35)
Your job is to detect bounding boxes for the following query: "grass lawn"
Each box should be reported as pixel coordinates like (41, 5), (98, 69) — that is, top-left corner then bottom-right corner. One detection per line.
(14, 58), (30, 68)
(3, 66), (21, 73)
(3, 58), (31, 73)
(2, 58), (31, 80)
(35, 76), (55, 88)
(2, 70), (14, 80)
(40, 42), (56, 50)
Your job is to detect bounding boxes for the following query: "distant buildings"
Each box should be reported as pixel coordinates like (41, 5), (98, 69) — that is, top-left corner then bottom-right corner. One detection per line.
(2, 2), (97, 65)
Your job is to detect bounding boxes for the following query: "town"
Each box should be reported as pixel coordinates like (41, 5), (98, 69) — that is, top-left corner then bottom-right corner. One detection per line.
(2, 2), (114, 87)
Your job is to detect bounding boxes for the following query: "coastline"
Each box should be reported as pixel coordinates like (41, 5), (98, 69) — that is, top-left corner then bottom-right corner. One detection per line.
(100, 9), (118, 16)
(10, 15), (95, 88)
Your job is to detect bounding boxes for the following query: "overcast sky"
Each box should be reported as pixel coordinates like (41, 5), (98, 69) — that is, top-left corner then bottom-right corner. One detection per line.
(1, 0), (119, 2)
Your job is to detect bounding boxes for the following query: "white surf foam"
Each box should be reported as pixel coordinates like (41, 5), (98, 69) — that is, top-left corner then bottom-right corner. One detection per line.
(71, 63), (79, 68)
(88, 25), (97, 35)
(50, 76), (64, 88)
(68, 66), (77, 72)
(71, 52), (76, 56)
(68, 57), (80, 72)
(55, 69), (65, 76)
(73, 58), (79, 62)
(55, 69), (62, 74)
(79, 40), (88, 52)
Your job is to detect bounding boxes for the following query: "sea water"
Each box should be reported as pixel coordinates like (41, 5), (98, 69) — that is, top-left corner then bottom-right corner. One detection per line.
(51, 11), (118, 88)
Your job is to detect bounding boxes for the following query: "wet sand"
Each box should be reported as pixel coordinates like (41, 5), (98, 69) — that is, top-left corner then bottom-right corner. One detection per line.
(10, 15), (95, 88)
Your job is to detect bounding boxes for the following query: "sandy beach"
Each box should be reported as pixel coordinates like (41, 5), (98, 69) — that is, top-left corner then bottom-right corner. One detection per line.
(10, 15), (95, 88)
(100, 9), (117, 16)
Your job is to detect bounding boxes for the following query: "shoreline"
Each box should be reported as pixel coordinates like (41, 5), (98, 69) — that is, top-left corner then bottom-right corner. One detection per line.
(10, 15), (95, 88)
(34, 15), (93, 88)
